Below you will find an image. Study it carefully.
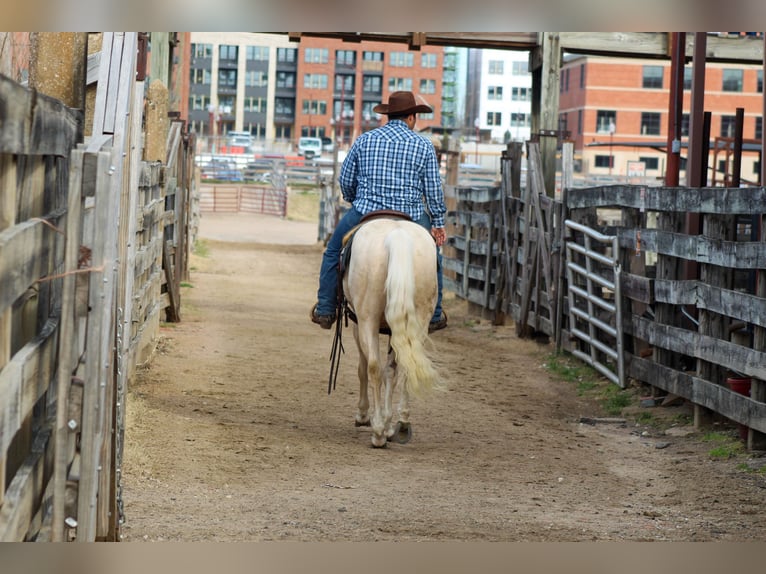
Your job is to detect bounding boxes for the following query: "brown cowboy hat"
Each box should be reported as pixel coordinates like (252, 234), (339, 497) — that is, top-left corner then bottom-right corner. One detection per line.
(372, 91), (433, 115)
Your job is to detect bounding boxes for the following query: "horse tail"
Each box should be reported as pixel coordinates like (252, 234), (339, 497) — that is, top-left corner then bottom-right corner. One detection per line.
(384, 227), (440, 397)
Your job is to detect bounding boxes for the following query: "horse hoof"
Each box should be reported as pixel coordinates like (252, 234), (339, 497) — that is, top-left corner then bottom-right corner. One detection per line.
(371, 435), (387, 448)
(392, 422), (412, 444)
(355, 419), (371, 427)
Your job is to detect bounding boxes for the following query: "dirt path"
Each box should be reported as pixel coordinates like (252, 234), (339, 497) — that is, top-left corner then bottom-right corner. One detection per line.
(120, 212), (766, 542)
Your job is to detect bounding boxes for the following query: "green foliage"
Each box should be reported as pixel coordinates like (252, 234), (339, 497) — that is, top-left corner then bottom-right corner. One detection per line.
(702, 431), (745, 459)
(544, 352), (630, 414)
(193, 239), (210, 258)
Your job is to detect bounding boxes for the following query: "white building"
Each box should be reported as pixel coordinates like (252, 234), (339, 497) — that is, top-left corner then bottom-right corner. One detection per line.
(467, 48), (533, 143)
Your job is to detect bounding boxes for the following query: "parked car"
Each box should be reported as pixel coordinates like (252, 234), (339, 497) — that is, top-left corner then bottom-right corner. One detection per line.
(321, 137), (334, 153)
(226, 131), (254, 154)
(297, 136), (323, 160)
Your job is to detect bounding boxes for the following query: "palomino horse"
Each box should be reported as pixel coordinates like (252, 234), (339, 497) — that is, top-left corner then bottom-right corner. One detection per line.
(342, 216), (441, 447)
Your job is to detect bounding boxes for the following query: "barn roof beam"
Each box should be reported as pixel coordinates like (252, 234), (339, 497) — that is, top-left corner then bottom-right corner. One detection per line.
(287, 32), (764, 64)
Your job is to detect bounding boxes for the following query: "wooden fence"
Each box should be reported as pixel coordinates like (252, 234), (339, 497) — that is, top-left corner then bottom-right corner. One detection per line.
(444, 140), (766, 450)
(0, 32), (195, 541)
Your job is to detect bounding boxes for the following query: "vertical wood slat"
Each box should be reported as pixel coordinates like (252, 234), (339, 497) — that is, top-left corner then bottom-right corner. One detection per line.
(0, 154), (17, 508)
(75, 149), (113, 542)
(110, 78), (145, 541)
(50, 148), (84, 542)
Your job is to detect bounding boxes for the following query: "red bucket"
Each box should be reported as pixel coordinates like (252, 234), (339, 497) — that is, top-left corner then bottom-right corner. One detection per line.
(725, 377), (751, 440)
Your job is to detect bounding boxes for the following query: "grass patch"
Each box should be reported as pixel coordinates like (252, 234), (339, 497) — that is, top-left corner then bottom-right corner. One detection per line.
(193, 239), (210, 258)
(701, 431), (745, 459)
(180, 282), (194, 288)
(600, 384), (633, 416)
(544, 352), (633, 416)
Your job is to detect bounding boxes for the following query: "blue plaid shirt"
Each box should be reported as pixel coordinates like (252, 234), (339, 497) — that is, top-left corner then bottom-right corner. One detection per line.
(338, 119), (446, 228)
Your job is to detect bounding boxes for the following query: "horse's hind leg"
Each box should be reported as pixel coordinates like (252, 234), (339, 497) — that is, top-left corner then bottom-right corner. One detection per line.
(353, 325), (370, 427)
(355, 353), (370, 427)
(391, 355), (413, 444)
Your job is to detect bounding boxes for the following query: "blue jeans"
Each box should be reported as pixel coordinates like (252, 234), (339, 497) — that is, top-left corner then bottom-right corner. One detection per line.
(316, 206), (443, 322)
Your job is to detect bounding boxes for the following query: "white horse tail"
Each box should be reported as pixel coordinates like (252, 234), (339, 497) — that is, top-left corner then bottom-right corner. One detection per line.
(384, 227), (440, 397)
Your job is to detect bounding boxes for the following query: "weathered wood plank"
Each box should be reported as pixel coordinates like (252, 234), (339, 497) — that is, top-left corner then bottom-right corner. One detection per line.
(628, 315), (766, 381)
(629, 356), (766, 433)
(0, 75), (81, 157)
(653, 279), (766, 329)
(0, 424), (53, 541)
(0, 211), (66, 315)
(567, 185), (766, 213)
(617, 227), (766, 268)
(0, 318), (58, 457)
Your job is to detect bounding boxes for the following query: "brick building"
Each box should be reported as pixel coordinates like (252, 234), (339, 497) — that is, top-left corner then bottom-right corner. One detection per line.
(559, 55), (764, 184)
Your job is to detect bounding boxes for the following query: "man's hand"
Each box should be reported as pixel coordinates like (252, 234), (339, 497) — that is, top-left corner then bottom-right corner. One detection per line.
(431, 227), (446, 247)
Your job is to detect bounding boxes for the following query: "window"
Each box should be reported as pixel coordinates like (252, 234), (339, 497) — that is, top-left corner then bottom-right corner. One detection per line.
(488, 86), (503, 100)
(363, 75), (382, 93)
(722, 69), (743, 92)
(189, 94), (210, 111)
(246, 46), (268, 61)
(421, 53), (437, 68)
(275, 98), (294, 115)
(681, 113), (690, 137)
(577, 110), (582, 134)
(333, 100), (354, 119)
(363, 51), (383, 62)
(302, 99), (327, 115)
(420, 79), (436, 94)
(512, 61), (528, 75)
(304, 73), (328, 89)
(218, 69), (237, 87)
(304, 48), (328, 64)
(488, 60), (504, 74)
(639, 156), (659, 170)
(755, 117), (763, 140)
(512, 87), (530, 101)
(277, 48), (296, 63)
(579, 63), (586, 88)
(595, 155), (612, 168)
(243, 97), (266, 113)
(683, 67), (693, 90)
(245, 71), (267, 87)
(388, 77), (413, 91)
(755, 160), (761, 176)
(219, 45), (238, 61)
(390, 52), (414, 67)
(192, 43), (212, 58)
(758, 70), (763, 93)
(191, 69), (211, 85)
(596, 110), (616, 133)
(643, 65), (663, 89)
(276, 72), (295, 89)
(720, 115), (736, 137)
(335, 74), (354, 93)
(641, 112), (661, 135)
(560, 69), (570, 92)
(487, 111), (502, 126)
(511, 112), (530, 127)
(336, 50), (355, 66)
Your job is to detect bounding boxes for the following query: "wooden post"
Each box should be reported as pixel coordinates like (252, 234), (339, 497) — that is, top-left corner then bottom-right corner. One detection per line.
(530, 32), (561, 198)
(29, 33), (87, 141)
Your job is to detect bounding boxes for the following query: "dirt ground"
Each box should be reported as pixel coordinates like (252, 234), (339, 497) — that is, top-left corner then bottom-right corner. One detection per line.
(120, 210), (766, 542)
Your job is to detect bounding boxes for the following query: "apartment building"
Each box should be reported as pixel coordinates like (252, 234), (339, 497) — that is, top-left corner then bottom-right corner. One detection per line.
(188, 32), (445, 149)
(466, 48), (533, 144)
(558, 55), (764, 183)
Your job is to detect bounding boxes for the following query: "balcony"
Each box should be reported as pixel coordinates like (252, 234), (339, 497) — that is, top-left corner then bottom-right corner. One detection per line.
(361, 61), (384, 73)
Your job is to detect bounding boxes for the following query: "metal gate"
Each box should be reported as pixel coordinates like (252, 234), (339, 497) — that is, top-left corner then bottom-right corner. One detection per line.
(564, 220), (625, 387)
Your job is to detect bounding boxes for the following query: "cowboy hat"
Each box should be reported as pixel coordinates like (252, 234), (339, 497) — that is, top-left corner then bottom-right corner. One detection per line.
(372, 91), (433, 115)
